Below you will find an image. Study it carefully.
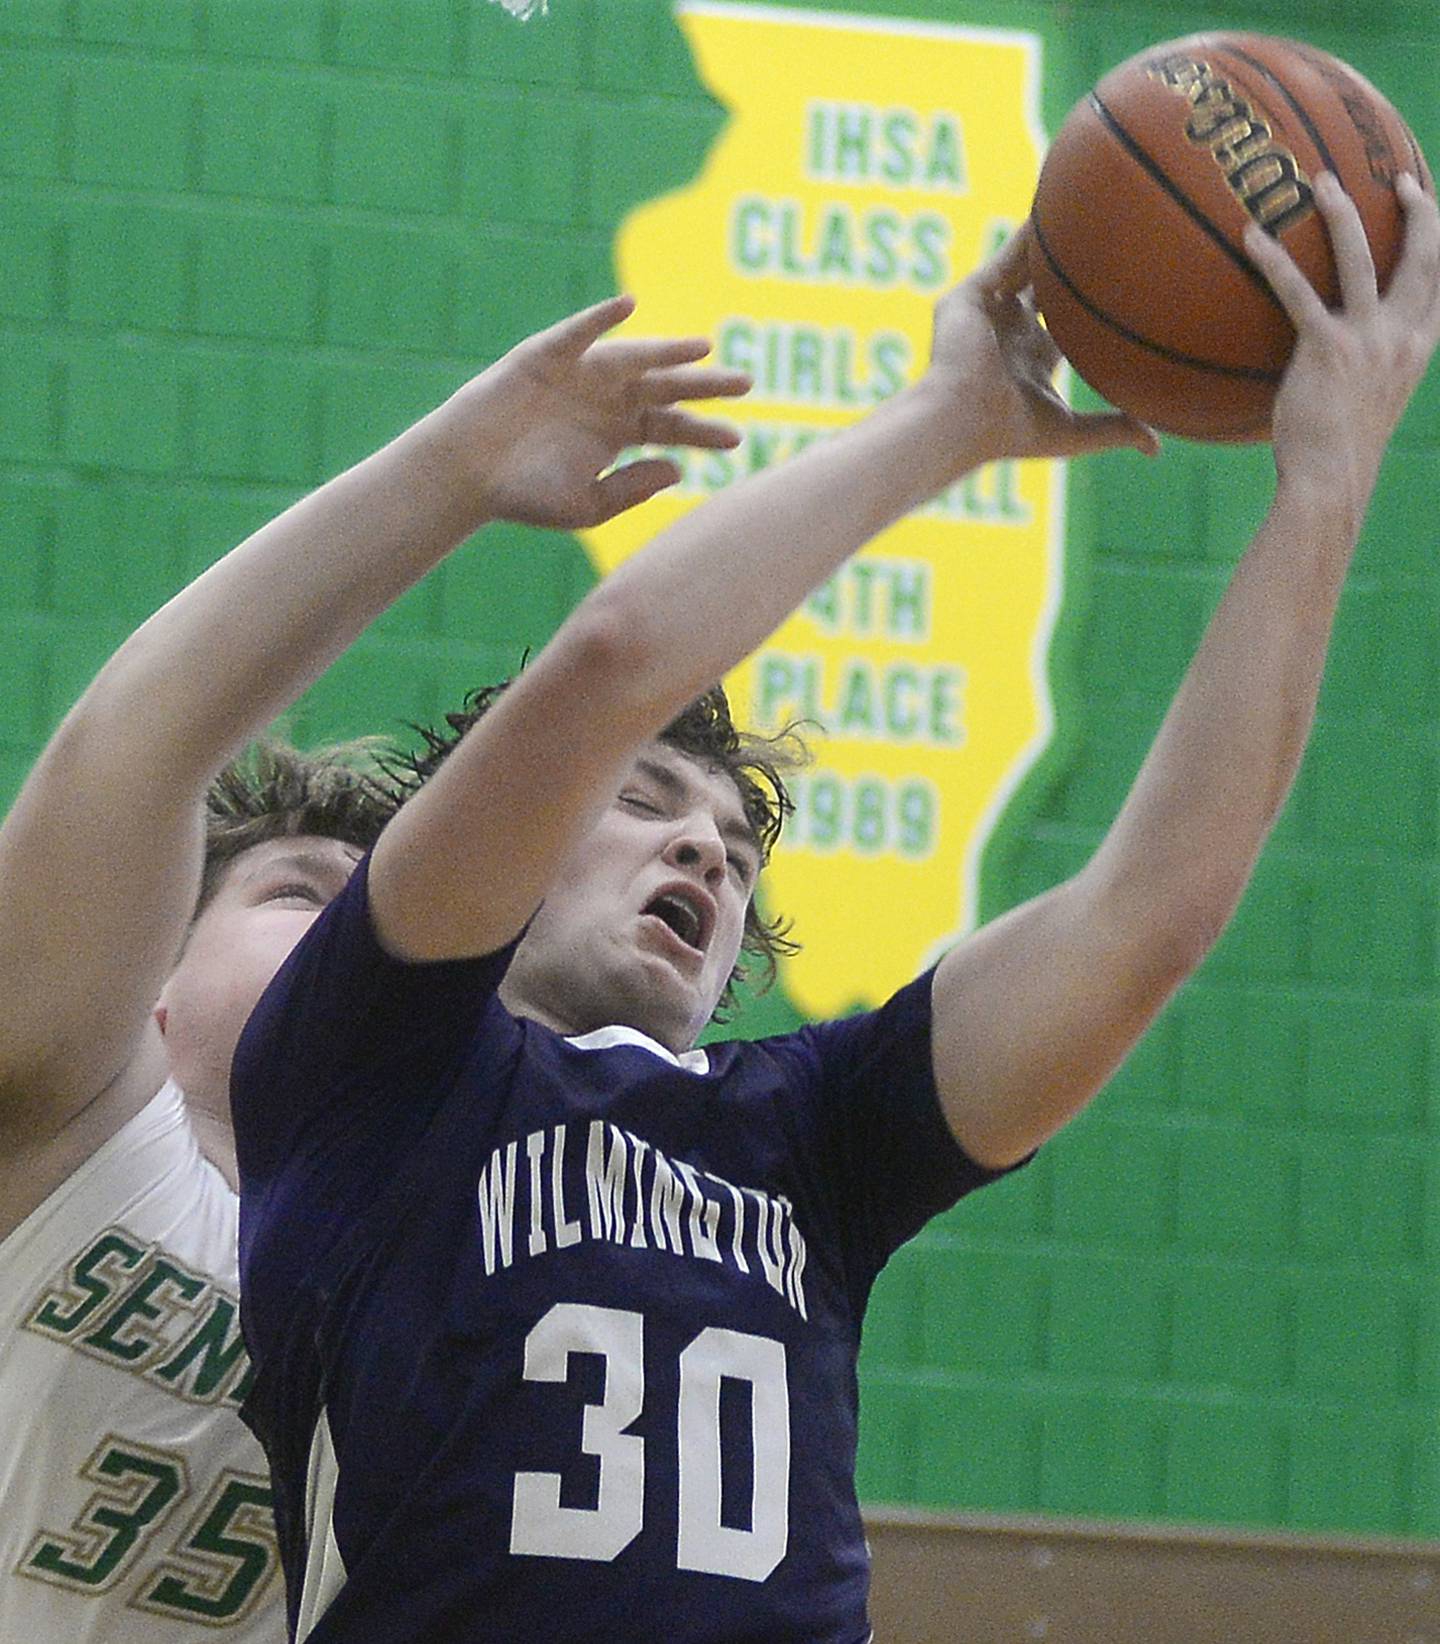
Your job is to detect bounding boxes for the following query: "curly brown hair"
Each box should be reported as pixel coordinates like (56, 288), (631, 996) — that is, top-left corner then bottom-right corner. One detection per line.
(380, 682), (808, 1015)
(200, 740), (396, 913)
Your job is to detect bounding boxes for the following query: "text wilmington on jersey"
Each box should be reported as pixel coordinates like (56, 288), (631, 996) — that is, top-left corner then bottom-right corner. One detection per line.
(477, 1119), (810, 1320)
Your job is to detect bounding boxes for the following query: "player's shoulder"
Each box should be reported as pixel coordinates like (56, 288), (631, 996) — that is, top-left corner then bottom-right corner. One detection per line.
(0, 1080), (237, 1283)
(708, 967), (937, 1067)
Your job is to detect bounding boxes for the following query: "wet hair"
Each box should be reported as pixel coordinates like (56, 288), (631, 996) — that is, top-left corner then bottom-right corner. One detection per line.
(200, 740), (397, 914)
(381, 682), (807, 1016)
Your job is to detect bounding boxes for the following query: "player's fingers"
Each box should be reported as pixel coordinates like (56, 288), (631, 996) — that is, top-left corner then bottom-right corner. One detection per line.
(642, 407), (745, 449)
(531, 293), (637, 356)
(584, 456), (684, 521)
(596, 334), (716, 371)
(1314, 172), (1379, 311)
(1015, 304), (1063, 378)
(1385, 174), (1440, 322)
(1058, 409), (1161, 459)
(973, 222), (1033, 301)
(1244, 221), (1329, 331)
(635, 365), (753, 405)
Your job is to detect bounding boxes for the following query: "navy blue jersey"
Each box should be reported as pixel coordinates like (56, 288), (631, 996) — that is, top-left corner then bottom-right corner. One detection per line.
(233, 860), (1015, 1643)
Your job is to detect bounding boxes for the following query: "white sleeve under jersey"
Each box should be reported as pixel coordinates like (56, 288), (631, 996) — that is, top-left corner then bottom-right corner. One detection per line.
(0, 1080), (284, 1641)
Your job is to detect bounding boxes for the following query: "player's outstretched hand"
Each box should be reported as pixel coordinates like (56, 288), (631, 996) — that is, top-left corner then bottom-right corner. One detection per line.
(925, 226), (1159, 467)
(438, 295), (751, 530)
(1244, 172), (1440, 515)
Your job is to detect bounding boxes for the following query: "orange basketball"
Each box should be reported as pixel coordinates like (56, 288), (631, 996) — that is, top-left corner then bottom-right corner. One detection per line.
(1028, 34), (1432, 442)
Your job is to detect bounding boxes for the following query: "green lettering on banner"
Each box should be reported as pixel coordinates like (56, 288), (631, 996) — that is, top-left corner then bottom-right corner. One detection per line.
(752, 651), (965, 746)
(830, 330), (861, 405)
(834, 103), (869, 178)
(791, 326), (825, 397)
(929, 670), (964, 744)
(878, 109), (918, 182)
(836, 662), (877, 735)
(883, 665), (923, 738)
(888, 563), (927, 637)
(585, 10), (1055, 1011)
(928, 460), (1032, 523)
(726, 196), (952, 289)
(783, 773), (941, 859)
(816, 207), (856, 278)
(755, 652), (822, 728)
(716, 319), (912, 408)
(730, 195), (771, 272)
(864, 208), (901, 282)
(804, 101), (969, 192)
(805, 99), (826, 175)
(779, 201), (809, 275)
(805, 560), (933, 640)
(909, 212), (950, 289)
(805, 581), (841, 632)
(925, 116), (966, 188)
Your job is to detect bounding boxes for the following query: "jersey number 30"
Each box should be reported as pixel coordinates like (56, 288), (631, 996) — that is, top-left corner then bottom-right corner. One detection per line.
(510, 1303), (789, 1582)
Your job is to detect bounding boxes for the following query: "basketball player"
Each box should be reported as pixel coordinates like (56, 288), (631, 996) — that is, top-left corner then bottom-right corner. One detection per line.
(234, 177), (1439, 1640)
(0, 298), (749, 1642)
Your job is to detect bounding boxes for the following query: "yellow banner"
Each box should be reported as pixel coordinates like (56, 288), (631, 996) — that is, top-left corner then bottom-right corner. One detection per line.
(582, 1), (1062, 1017)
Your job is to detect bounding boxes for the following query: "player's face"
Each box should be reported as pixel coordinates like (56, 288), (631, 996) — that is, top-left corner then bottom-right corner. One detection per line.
(154, 836), (362, 1106)
(500, 742), (762, 1053)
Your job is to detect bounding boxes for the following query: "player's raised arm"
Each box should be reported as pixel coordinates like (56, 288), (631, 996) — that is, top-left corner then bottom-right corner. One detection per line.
(0, 297), (747, 1219)
(368, 232), (1156, 967)
(928, 173), (1440, 1170)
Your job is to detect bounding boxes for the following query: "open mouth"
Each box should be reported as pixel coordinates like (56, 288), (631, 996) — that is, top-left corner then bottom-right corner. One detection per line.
(641, 888), (711, 954)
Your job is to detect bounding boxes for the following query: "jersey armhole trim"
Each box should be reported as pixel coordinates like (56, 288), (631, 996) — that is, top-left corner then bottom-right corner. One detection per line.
(296, 1406), (347, 1641)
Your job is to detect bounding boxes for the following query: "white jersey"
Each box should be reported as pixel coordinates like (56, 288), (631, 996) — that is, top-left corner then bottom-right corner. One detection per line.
(0, 1080), (283, 1641)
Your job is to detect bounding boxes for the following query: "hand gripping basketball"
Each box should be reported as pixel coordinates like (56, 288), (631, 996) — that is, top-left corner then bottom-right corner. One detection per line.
(1028, 33), (1433, 442)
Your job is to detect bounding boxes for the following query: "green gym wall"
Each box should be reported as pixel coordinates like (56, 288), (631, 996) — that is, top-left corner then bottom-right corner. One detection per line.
(1, 0), (1436, 1540)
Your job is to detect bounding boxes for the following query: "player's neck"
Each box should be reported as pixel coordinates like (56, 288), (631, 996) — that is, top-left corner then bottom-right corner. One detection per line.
(499, 971), (700, 1059)
(502, 990), (698, 1059)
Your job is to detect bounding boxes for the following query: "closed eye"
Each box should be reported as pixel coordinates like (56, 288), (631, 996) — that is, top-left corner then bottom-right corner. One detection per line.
(619, 792), (664, 816)
(264, 882), (327, 906)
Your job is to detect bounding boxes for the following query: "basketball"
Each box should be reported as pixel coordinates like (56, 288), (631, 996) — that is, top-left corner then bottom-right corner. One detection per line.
(1027, 34), (1433, 441)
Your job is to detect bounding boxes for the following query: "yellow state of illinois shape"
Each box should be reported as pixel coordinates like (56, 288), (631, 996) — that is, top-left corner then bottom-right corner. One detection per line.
(580, 1), (1062, 1019)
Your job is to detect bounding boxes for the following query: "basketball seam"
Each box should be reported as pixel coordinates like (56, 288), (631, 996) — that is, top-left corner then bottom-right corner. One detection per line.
(1087, 91), (1288, 318)
(1219, 43), (1346, 186)
(1029, 210), (1283, 385)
